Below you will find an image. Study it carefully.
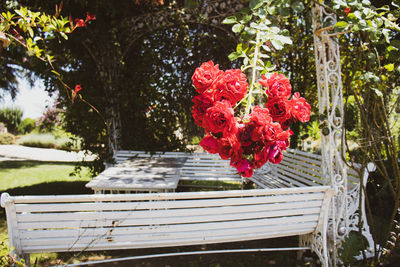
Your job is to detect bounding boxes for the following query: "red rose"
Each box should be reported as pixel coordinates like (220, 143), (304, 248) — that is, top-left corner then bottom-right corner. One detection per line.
(203, 100), (236, 135)
(213, 69), (248, 105)
(232, 158), (253, 177)
(265, 97), (291, 124)
(250, 106), (272, 126)
(254, 146), (270, 168)
(266, 142), (284, 164)
(218, 136), (242, 163)
(238, 122), (254, 146)
(262, 122), (282, 143)
(290, 92), (311, 122)
(192, 61), (223, 94)
(259, 73), (292, 99)
(192, 94), (214, 127)
(200, 135), (220, 154)
(344, 7), (350, 16)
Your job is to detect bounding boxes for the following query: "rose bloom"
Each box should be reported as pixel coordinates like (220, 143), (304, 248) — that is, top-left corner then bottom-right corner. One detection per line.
(232, 158), (254, 177)
(250, 106), (272, 126)
(259, 73), (292, 99)
(265, 97), (291, 125)
(218, 136), (242, 163)
(192, 61), (223, 94)
(213, 69), (248, 105)
(192, 94), (214, 127)
(203, 100), (236, 135)
(200, 135), (220, 154)
(290, 92), (311, 122)
(265, 141), (288, 164)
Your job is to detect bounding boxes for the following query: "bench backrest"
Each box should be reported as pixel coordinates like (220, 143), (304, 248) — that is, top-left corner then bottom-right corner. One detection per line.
(255, 148), (374, 189)
(113, 150), (242, 182)
(1, 186), (332, 256)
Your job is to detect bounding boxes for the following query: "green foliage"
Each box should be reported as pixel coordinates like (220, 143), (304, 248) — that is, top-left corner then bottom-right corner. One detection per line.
(0, 239), (25, 267)
(0, 132), (15, 144)
(18, 117), (36, 134)
(339, 232), (365, 265)
(0, 107), (23, 134)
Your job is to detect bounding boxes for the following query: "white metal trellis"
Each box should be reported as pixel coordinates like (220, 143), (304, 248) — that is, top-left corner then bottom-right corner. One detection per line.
(310, 2), (374, 265)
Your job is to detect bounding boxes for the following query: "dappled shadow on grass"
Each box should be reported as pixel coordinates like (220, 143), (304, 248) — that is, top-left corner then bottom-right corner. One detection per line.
(0, 160), (79, 169)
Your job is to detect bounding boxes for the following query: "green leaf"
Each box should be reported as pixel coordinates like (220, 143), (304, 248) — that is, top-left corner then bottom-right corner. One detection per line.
(384, 64), (395, 72)
(228, 52), (241, 61)
(240, 14), (252, 24)
(335, 21), (348, 30)
(60, 32), (68, 40)
(291, 1), (305, 13)
(222, 16), (237, 24)
(276, 35), (292, 45)
(249, 0), (263, 10)
(232, 24), (244, 33)
(28, 27), (34, 38)
(271, 39), (283, 50)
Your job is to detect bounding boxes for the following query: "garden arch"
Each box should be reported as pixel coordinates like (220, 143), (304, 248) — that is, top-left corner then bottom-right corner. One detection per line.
(105, 1), (375, 261)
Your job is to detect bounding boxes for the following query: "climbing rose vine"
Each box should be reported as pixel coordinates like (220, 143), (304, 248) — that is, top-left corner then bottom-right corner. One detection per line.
(192, 61), (311, 178)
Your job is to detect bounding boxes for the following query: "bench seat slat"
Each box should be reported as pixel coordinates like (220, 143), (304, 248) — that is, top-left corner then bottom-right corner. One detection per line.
(20, 214), (319, 239)
(18, 206), (322, 230)
(15, 192), (325, 213)
(21, 227), (315, 253)
(20, 221), (318, 247)
(16, 197), (324, 223)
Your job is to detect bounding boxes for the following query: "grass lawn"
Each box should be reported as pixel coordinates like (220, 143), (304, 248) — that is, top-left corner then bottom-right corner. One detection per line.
(0, 160), (92, 192)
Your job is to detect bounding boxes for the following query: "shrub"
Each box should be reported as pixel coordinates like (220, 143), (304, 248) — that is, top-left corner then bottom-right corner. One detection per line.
(0, 133), (15, 144)
(17, 133), (81, 151)
(17, 133), (57, 148)
(0, 107), (23, 134)
(18, 118), (37, 134)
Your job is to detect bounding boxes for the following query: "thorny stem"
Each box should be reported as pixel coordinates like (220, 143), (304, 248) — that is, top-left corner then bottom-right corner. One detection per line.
(246, 29), (261, 114)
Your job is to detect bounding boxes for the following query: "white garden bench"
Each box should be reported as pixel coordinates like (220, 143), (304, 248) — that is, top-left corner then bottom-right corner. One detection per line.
(1, 186), (333, 267)
(1, 149), (374, 266)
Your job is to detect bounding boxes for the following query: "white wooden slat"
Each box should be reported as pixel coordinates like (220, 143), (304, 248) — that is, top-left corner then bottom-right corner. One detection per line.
(286, 148), (323, 160)
(267, 171), (299, 188)
(16, 198), (324, 223)
(249, 175), (288, 189)
(179, 177), (242, 181)
(272, 172), (313, 187)
(20, 214), (319, 239)
(21, 227), (315, 253)
(18, 207), (322, 230)
(11, 186), (330, 203)
(20, 221), (317, 247)
(15, 192), (324, 212)
(275, 167), (323, 187)
(278, 157), (325, 179)
(283, 152), (323, 166)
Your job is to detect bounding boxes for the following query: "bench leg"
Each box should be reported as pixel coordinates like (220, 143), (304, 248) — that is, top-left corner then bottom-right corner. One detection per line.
(22, 253), (30, 267)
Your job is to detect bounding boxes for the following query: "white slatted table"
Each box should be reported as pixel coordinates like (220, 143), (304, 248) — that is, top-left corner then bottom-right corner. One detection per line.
(86, 157), (187, 193)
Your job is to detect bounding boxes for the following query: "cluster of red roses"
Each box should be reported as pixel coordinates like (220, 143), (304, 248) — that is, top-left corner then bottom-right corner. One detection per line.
(192, 61), (311, 177)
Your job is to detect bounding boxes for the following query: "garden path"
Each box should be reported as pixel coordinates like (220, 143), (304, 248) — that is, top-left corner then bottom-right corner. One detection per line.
(0, 145), (96, 162)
